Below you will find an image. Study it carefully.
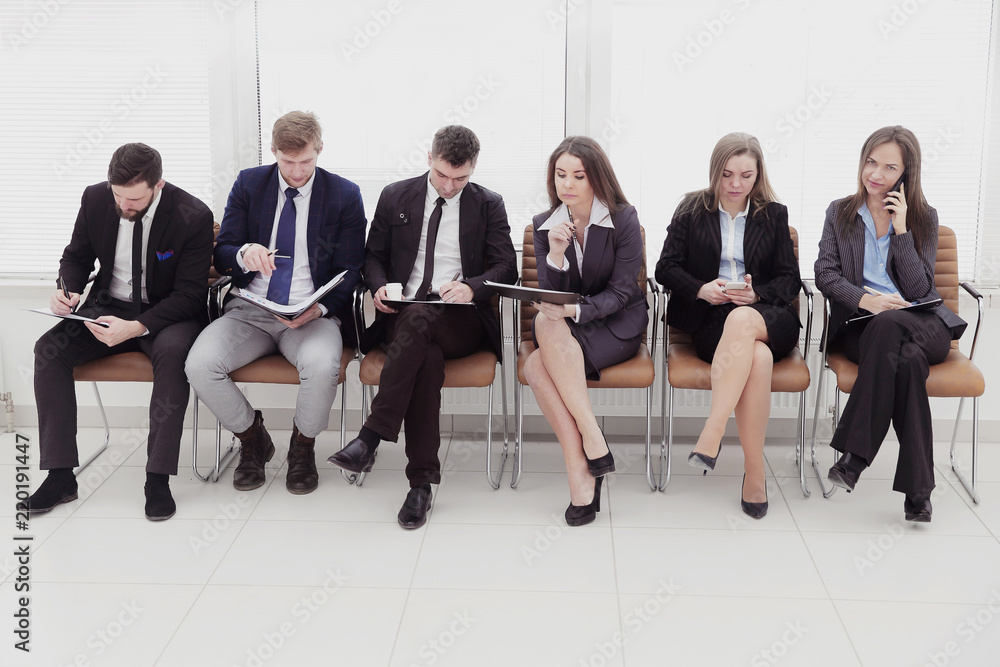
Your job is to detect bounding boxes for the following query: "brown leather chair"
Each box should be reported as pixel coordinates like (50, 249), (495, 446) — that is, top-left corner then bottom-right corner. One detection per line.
(659, 227), (814, 495)
(353, 292), (509, 488)
(70, 222), (224, 473)
(810, 225), (986, 502)
(512, 225), (659, 489)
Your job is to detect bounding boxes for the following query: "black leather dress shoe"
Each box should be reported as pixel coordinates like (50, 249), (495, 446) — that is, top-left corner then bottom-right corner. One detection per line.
(904, 494), (932, 522)
(233, 411), (275, 491)
(16, 473), (78, 514)
(397, 485), (432, 529)
(327, 438), (377, 474)
(827, 452), (864, 493)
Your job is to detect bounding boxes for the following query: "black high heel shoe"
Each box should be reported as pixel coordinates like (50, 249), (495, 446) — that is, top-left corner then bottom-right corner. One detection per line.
(740, 474), (768, 519)
(565, 477), (603, 527)
(687, 442), (722, 475)
(586, 431), (615, 477)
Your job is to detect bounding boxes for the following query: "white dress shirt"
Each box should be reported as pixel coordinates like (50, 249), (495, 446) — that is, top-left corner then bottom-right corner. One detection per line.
(109, 190), (162, 304)
(239, 169), (325, 312)
(404, 176), (464, 299)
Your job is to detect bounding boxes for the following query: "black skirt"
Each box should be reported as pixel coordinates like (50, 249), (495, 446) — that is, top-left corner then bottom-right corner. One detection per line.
(691, 303), (799, 364)
(532, 313), (642, 381)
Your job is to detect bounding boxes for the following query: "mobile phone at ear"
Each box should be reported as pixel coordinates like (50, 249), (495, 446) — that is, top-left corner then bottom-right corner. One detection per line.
(724, 281), (747, 290)
(889, 174), (906, 194)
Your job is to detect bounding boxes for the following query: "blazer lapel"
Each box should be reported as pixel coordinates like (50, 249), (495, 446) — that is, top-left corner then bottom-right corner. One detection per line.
(258, 167), (281, 247)
(742, 203), (765, 271)
(145, 189), (170, 282)
(702, 207), (723, 267)
(305, 172), (324, 285)
(397, 179), (427, 283)
(581, 225), (611, 295)
(458, 185), (480, 275)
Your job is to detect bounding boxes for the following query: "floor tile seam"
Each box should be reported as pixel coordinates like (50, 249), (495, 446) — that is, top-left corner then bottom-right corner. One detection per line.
(200, 474), (282, 586)
(796, 529), (1000, 540)
(938, 470), (997, 540)
(151, 581), (213, 667)
(384, 492), (436, 667)
(604, 480), (629, 654)
(610, 524), (807, 535)
(829, 596), (1000, 607)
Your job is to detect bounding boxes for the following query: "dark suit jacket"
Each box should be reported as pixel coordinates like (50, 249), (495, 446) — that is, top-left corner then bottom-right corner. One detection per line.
(532, 205), (648, 341)
(59, 181), (214, 336)
(363, 173), (518, 356)
(814, 198), (967, 346)
(215, 164), (366, 343)
(655, 199), (801, 333)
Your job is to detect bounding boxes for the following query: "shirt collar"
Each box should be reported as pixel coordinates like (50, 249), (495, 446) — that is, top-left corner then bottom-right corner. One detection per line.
(859, 202), (894, 238)
(538, 198), (614, 230)
(426, 175), (463, 208)
(278, 168), (316, 198)
(718, 201), (749, 224)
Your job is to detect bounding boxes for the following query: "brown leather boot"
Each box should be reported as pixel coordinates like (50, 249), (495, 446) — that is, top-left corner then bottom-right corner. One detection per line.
(285, 425), (318, 494)
(232, 410), (275, 491)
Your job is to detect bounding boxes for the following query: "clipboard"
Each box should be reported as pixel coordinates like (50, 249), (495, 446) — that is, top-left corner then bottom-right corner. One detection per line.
(26, 308), (110, 328)
(846, 298), (943, 323)
(484, 280), (582, 305)
(232, 270), (347, 320)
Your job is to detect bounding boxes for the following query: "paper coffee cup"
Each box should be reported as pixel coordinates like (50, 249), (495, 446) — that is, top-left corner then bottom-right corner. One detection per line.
(384, 283), (403, 300)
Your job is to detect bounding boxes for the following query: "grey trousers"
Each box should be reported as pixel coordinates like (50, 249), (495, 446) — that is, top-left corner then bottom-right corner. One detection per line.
(185, 300), (343, 438)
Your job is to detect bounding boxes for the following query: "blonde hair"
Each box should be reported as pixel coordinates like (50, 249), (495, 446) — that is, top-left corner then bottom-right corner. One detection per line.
(271, 111), (323, 153)
(678, 132), (779, 218)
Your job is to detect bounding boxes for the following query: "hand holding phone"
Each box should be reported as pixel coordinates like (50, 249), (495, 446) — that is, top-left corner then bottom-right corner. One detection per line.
(724, 281), (747, 290)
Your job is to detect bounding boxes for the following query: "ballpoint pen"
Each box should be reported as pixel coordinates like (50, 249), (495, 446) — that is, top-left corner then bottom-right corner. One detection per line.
(268, 249), (291, 260)
(863, 286), (884, 296)
(59, 275), (75, 313)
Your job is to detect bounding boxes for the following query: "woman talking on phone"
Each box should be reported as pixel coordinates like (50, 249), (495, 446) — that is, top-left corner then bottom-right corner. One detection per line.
(814, 126), (966, 522)
(523, 136), (647, 527)
(656, 132), (801, 519)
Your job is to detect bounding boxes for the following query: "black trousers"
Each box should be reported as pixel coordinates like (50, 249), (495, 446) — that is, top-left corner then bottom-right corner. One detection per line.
(830, 308), (951, 496)
(34, 300), (201, 475)
(364, 305), (486, 487)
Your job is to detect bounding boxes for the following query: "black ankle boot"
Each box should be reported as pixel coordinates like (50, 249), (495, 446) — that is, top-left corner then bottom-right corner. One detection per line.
(144, 472), (175, 521)
(17, 469), (78, 514)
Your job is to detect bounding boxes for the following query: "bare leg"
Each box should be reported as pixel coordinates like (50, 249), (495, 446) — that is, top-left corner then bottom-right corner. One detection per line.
(733, 341), (773, 503)
(524, 349), (595, 505)
(532, 315), (608, 460)
(692, 308), (770, 458)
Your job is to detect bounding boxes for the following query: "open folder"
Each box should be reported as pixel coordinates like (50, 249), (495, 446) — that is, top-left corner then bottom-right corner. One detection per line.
(232, 270), (347, 320)
(484, 280), (582, 305)
(846, 298), (943, 323)
(26, 308), (110, 327)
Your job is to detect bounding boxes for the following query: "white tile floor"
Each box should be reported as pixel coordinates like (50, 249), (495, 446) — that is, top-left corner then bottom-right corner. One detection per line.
(2, 427), (1000, 667)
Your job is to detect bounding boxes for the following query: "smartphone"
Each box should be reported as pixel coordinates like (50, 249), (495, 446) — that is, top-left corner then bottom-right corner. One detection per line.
(724, 281), (747, 290)
(888, 173), (906, 194)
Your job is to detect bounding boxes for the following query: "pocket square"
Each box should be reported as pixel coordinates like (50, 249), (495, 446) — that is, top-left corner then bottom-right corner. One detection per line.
(156, 250), (174, 261)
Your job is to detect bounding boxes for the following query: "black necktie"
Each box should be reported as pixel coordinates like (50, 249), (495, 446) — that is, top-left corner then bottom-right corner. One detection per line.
(131, 219), (143, 315)
(415, 197), (445, 301)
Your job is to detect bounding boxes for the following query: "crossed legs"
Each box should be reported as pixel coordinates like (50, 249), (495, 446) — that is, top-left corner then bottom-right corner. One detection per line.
(690, 307), (773, 504)
(523, 314), (608, 505)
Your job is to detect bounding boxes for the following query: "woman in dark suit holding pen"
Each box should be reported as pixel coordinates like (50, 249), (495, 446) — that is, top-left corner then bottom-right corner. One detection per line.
(814, 126), (966, 522)
(524, 136), (648, 527)
(655, 132), (801, 519)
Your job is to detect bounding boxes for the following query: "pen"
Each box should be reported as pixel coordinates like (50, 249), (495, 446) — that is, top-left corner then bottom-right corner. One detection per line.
(863, 286), (884, 296)
(59, 275), (75, 313)
(268, 249), (291, 260)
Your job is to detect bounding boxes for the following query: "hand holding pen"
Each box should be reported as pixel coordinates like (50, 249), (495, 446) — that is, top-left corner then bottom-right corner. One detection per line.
(51, 275), (80, 315)
(860, 285), (909, 314)
(241, 244), (289, 276)
(439, 271), (472, 303)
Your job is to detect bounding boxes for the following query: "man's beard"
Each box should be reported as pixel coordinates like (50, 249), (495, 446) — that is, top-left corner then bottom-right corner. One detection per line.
(116, 202), (151, 223)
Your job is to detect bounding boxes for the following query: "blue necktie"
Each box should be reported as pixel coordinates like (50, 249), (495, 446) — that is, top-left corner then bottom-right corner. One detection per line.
(266, 187), (299, 305)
